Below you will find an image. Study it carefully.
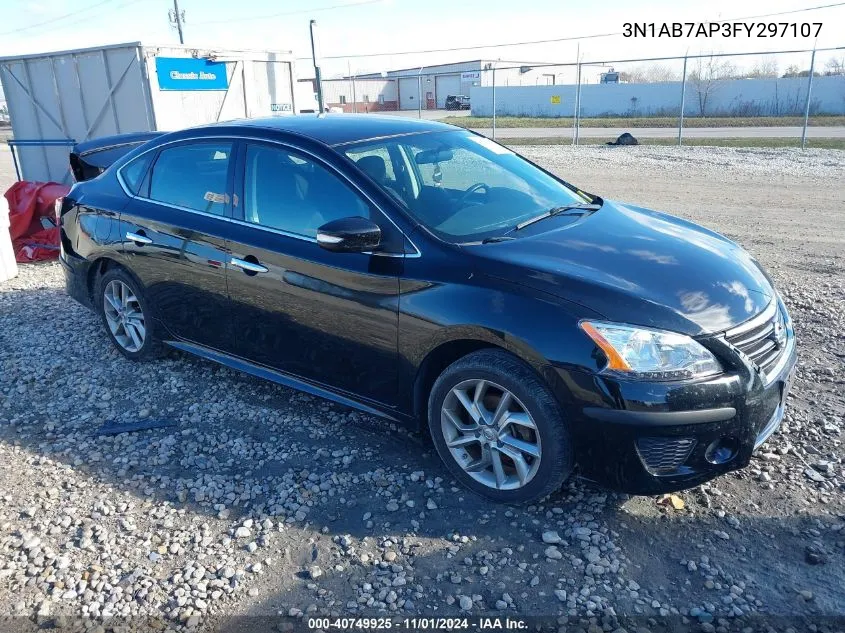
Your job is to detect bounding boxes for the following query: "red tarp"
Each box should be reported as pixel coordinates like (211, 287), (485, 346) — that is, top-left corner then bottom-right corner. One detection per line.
(4, 181), (71, 263)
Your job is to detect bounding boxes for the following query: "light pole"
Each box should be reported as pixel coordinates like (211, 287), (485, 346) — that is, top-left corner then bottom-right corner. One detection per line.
(417, 66), (424, 119)
(310, 20), (325, 113)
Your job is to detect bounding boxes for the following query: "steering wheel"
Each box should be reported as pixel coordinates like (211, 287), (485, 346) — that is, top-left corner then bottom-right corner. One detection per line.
(457, 182), (489, 206)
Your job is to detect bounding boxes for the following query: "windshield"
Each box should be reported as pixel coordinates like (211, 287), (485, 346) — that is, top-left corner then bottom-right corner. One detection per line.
(342, 130), (592, 242)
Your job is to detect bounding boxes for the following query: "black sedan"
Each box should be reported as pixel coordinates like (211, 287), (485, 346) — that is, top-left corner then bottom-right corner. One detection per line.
(59, 115), (796, 503)
(445, 95), (471, 110)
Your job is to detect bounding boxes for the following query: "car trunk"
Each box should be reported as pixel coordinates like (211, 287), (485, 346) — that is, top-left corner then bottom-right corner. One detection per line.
(69, 132), (163, 182)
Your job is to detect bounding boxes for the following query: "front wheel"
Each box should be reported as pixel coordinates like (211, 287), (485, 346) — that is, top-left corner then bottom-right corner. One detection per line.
(427, 349), (574, 504)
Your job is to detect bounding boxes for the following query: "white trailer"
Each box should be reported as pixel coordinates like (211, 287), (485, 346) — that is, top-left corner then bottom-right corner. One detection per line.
(0, 42), (298, 183)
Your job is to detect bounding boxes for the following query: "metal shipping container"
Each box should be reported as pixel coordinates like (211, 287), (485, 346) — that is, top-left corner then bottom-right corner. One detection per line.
(0, 42), (298, 183)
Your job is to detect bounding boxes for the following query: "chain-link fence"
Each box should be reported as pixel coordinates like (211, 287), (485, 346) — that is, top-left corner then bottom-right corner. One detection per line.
(312, 45), (845, 149)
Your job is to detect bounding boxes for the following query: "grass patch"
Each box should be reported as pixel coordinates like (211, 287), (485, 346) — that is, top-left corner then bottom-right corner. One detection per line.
(444, 115), (845, 129)
(498, 137), (845, 150)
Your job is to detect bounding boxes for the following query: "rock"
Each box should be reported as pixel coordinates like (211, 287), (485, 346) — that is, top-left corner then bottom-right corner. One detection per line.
(545, 546), (563, 560)
(805, 468), (825, 483)
(235, 527), (252, 538)
(426, 499), (438, 510)
(554, 589), (567, 602)
(308, 566), (323, 580)
(805, 544), (827, 565)
(22, 535), (41, 550)
(459, 595), (473, 611)
(542, 530), (562, 544)
(607, 132), (639, 146)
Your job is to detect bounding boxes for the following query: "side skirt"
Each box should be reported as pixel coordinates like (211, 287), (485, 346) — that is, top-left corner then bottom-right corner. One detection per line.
(165, 340), (404, 424)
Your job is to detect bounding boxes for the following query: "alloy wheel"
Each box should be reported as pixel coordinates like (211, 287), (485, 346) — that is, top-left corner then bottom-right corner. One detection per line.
(103, 280), (146, 353)
(440, 379), (541, 490)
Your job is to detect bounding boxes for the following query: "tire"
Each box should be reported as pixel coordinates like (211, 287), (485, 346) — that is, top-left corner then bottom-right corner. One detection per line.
(427, 349), (574, 504)
(95, 267), (163, 361)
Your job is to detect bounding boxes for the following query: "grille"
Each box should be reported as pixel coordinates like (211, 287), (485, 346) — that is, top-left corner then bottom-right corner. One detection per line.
(725, 301), (785, 375)
(636, 437), (696, 475)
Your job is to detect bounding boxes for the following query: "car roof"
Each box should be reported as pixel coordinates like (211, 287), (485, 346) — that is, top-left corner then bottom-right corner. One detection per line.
(223, 113), (458, 147)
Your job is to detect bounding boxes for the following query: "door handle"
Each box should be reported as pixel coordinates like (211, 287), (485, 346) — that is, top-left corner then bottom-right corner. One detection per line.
(126, 231), (152, 245)
(230, 257), (269, 274)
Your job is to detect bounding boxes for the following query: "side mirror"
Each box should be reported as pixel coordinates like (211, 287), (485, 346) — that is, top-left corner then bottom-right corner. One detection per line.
(316, 216), (382, 253)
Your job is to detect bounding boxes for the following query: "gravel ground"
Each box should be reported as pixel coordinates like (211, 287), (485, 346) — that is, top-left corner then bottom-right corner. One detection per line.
(1, 145), (844, 632)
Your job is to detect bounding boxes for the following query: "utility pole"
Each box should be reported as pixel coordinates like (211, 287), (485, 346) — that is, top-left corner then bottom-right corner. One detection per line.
(169, 0), (186, 44)
(310, 20), (325, 113)
(678, 53), (688, 146)
(801, 46), (817, 150)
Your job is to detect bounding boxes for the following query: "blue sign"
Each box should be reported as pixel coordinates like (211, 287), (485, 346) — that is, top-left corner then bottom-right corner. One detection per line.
(155, 57), (229, 91)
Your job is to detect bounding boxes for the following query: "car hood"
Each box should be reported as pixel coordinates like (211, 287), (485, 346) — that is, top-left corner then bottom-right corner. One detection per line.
(471, 201), (774, 335)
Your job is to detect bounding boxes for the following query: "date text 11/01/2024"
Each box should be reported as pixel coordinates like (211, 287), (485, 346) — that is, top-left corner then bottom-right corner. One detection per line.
(623, 22), (822, 37)
(307, 618), (528, 630)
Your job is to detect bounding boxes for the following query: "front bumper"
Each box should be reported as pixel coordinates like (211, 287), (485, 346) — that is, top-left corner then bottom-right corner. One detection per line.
(567, 311), (797, 495)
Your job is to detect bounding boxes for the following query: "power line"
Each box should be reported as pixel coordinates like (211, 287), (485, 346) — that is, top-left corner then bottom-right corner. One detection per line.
(303, 1), (845, 60)
(191, 0), (383, 26)
(1, 0), (146, 37)
(309, 31), (618, 60)
(0, 0), (122, 36)
(723, 1), (845, 21)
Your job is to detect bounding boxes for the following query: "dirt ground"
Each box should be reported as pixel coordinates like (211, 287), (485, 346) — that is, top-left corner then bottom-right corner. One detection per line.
(0, 145), (843, 632)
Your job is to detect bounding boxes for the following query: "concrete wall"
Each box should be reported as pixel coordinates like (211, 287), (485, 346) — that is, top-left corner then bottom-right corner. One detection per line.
(470, 76), (845, 117)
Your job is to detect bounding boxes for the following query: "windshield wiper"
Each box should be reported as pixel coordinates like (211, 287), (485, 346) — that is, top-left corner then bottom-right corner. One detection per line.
(510, 201), (603, 233)
(480, 236), (516, 244)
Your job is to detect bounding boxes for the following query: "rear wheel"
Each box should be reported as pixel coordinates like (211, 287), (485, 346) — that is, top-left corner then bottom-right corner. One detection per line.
(96, 268), (163, 360)
(427, 349), (573, 504)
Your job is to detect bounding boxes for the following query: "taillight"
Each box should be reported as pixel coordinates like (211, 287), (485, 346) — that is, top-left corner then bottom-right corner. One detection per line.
(54, 197), (64, 225)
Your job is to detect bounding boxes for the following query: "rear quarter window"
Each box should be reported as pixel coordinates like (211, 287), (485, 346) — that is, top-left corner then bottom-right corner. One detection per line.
(120, 154), (153, 196)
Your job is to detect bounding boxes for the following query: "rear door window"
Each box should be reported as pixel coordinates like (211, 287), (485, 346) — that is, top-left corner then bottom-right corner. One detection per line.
(148, 143), (232, 215)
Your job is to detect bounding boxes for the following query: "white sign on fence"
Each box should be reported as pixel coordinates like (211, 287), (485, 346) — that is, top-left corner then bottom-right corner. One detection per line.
(460, 71), (481, 82)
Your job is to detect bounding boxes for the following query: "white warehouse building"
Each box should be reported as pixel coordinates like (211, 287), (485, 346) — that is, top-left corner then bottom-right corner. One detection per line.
(355, 60), (551, 110)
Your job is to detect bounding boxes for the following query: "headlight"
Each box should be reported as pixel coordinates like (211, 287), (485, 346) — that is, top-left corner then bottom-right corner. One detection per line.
(579, 321), (722, 381)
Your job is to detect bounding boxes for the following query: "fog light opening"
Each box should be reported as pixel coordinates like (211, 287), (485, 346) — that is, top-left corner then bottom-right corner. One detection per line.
(705, 437), (739, 465)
